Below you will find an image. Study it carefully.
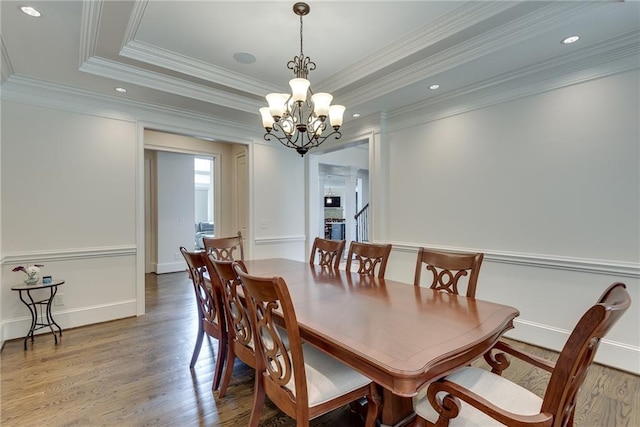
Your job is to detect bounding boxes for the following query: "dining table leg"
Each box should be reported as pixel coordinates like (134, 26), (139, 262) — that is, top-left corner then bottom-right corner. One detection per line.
(381, 389), (416, 426)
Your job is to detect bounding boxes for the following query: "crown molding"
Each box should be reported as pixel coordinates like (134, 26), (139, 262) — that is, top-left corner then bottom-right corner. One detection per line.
(340, 113), (383, 140)
(0, 75), (256, 142)
(121, 0), (147, 49)
(1, 37), (14, 83)
(341, 1), (599, 108)
(121, 40), (281, 98)
(319, 1), (518, 92)
(385, 30), (640, 132)
(118, 0), (280, 96)
(80, 56), (262, 115)
(79, 0), (103, 66)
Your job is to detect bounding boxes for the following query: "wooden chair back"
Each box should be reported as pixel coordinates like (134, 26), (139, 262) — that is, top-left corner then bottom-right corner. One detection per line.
(205, 256), (257, 398)
(414, 247), (484, 298)
(346, 242), (392, 278)
(422, 282), (631, 427)
(541, 282), (631, 426)
(179, 246), (227, 390)
(309, 237), (346, 269)
(233, 265), (308, 421)
(235, 264), (379, 426)
(203, 231), (244, 261)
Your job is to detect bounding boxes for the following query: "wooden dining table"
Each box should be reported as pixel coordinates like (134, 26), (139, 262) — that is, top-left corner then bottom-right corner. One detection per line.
(242, 258), (519, 426)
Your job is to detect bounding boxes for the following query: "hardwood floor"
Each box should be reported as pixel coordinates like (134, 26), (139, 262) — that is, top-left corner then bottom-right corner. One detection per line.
(1, 271), (638, 426)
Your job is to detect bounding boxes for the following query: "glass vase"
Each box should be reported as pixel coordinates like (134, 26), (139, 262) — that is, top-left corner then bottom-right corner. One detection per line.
(24, 274), (38, 285)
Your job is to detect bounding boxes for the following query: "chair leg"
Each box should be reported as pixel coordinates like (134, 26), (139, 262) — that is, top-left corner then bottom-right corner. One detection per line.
(363, 383), (381, 427)
(190, 323), (204, 369)
(248, 372), (265, 427)
(217, 344), (236, 397)
(211, 334), (226, 391)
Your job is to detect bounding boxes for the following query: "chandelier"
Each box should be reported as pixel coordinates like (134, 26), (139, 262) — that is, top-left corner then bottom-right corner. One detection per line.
(259, 2), (345, 157)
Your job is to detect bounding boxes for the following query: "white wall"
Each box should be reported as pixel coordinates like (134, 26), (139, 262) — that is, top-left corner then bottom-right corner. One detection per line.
(251, 142), (306, 260)
(1, 68), (637, 375)
(0, 96), (298, 344)
(380, 70), (640, 373)
(0, 97), (3, 346)
(1, 101), (138, 340)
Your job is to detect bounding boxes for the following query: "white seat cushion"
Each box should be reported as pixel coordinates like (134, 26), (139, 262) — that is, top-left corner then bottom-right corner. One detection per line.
(283, 343), (371, 407)
(414, 367), (543, 427)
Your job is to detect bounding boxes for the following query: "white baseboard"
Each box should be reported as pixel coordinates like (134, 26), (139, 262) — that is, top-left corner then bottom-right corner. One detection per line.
(2, 300), (138, 342)
(156, 261), (185, 274)
(505, 319), (640, 375)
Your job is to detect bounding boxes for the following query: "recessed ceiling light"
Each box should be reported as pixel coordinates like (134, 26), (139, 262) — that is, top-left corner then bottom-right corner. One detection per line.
(233, 52), (256, 64)
(429, 84), (440, 90)
(20, 6), (41, 17)
(562, 36), (580, 45)
(115, 87), (127, 93)
(352, 113), (361, 118)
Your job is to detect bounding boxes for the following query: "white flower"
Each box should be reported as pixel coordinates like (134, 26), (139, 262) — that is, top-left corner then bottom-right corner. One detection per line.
(25, 265), (41, 276)
(13, 264), (44, 276)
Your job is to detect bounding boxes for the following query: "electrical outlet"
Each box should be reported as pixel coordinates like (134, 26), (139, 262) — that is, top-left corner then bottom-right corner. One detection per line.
(174, 253), (180, 260)
(260, 220), (268, 229)
(54, 294), (64, 306)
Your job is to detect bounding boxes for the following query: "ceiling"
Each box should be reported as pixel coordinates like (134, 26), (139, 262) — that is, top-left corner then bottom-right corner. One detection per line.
(1, 1), (639, 137)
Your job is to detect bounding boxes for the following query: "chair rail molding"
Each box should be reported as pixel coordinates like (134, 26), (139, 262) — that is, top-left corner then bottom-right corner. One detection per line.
(390, 243), (639, 279)
(2, 245), (137, 265)
(254, 235), (307, 246)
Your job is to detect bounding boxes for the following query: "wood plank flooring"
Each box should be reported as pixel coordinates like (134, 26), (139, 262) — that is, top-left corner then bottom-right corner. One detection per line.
(1, 271), (638, 426)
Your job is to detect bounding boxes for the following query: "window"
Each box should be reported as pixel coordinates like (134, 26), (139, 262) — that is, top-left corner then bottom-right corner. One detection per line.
(194, 157), (214, 226)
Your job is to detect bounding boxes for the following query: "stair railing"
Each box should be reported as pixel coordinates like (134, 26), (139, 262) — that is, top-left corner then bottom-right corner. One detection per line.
(354, 203), (369, 242)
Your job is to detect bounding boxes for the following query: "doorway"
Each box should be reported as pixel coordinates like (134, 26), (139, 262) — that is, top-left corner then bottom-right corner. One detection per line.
(142, 129), (248, 274)
(311, 142), (370, 255)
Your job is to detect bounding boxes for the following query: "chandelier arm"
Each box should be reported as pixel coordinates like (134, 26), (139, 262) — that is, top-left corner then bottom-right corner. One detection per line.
(265, 121), (303, 148)
(304, 129), (342, 147)
(264, 132), (299, 149)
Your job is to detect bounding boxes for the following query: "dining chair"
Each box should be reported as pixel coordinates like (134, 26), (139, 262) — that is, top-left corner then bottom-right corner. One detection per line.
(233, 263), (380, 427)
(179, 247), (227, 391)
(413, 247), (484, 298)
(346, 241), (392, 278)
(203, 231), (244, 261)
(412, 282), (631, 427)
(309, 237), (346, 269)
(205, 256), (258, 400)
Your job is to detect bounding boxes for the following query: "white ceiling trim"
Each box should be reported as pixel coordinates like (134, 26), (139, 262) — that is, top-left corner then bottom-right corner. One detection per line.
(121, 0), (147, 50)
(319, 1), (519, 92)
(2, 75), (138, 122)
(391, 30), (640, 117)
(80, 56), (263, 114)
(79, 0), (104, 66)
(1, 75), (257, 142)
(79, 0), (266, 112)
(385, 33), (640, 132)
(1, 37), (14, 83)
(120, 40), (281, 96)
(342, 1), (600, 107)
(119, 0), (281, 96)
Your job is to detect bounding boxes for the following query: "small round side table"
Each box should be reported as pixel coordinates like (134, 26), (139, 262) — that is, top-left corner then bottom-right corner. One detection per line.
(11, 280), (65, 350)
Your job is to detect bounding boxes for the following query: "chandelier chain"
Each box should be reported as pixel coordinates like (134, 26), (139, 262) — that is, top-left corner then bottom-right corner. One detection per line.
(299, 13), (303, 58)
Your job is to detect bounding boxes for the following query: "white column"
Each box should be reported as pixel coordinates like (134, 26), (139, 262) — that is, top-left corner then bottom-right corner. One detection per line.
(344, 168), (358, 248)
